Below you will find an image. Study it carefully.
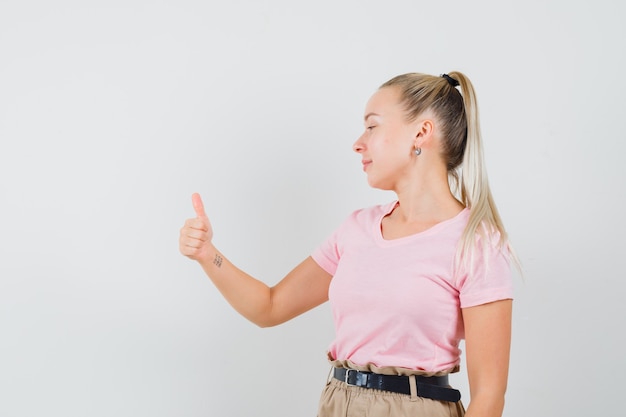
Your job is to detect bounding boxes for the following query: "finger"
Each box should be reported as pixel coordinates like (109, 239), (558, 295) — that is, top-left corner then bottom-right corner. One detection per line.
(181, 238), (204, 250)
(191, 193), (207, 218)
(184, 217), (209, 231)
(180, 240), (204, 257)
(181, 227), (209, 241)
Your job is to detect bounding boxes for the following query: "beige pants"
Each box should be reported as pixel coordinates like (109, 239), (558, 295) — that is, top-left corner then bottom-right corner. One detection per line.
(317, 373), (465, 417)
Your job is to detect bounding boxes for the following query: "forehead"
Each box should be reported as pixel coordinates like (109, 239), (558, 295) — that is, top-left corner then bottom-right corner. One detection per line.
(364, 86), (405, 119)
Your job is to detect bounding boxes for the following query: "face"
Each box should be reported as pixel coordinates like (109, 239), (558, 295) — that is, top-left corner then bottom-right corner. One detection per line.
(353, 87), (419, 190)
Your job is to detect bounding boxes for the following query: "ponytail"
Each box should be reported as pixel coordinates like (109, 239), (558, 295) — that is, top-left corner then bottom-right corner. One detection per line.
(449, 72), (520, 272)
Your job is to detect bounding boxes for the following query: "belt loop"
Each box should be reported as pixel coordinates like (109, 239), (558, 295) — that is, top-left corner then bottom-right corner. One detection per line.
(408, 375), (418, 402)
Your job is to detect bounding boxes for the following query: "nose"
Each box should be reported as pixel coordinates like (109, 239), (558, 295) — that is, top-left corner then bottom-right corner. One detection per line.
(353, 133), (365, 153)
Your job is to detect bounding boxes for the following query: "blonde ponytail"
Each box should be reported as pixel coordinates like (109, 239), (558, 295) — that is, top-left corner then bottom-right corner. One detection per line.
(449, 72), (520, 272)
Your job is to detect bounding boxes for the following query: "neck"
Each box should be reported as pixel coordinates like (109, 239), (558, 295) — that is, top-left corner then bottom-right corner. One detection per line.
(392, 164), (464, 223)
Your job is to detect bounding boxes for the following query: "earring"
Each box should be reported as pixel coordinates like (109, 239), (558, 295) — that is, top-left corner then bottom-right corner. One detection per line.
(414, 147), (422, 156)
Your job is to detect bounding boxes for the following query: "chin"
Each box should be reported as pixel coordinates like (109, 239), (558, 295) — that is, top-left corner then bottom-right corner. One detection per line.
(366, 177), (391, 191)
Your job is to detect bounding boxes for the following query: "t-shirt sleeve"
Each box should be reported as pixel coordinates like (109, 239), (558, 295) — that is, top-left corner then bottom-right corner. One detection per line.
(311, 226), (341, 276)
(457, 237), (514, 308)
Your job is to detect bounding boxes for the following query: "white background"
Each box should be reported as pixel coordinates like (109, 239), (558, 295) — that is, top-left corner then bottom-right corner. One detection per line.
(1, 0), (624, 416)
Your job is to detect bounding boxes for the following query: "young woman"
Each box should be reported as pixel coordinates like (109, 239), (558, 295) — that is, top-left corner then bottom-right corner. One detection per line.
(179, 71), (515, 417)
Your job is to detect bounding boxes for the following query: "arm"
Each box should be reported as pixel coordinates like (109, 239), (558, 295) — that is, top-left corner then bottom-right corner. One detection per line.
(179, 193), (332, 328)
(462, 299), (512, 417)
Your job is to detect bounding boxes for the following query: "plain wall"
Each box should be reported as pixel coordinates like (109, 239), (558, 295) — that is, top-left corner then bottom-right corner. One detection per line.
(1, 0), (624, 416)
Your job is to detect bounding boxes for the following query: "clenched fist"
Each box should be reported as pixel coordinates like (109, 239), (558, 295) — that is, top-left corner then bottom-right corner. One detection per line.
(179, 193), (213, 262)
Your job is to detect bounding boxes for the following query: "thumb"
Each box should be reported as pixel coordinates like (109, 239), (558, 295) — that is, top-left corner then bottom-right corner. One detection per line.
(191, 193), (207, 218)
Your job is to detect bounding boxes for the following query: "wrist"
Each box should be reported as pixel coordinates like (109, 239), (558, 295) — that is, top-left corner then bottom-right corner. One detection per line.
(197, 243), (221, 268)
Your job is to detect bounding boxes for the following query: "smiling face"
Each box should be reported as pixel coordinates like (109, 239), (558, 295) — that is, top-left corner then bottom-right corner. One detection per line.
(353, 86), (421, 190)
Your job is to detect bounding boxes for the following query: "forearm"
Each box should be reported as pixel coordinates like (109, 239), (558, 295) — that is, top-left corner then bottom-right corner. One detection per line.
(180, 194), (330, 327)
(463, 300), (512, 417)
(197, 243), (274, 327)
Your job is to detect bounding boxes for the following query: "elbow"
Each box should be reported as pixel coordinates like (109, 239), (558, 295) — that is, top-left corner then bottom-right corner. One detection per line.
(250, 313), (280, 328)
(254, 315), (287, 328)
(254, 288), (279, 328)
(247, 287), (287, 328)
(255, 320), (275, 329)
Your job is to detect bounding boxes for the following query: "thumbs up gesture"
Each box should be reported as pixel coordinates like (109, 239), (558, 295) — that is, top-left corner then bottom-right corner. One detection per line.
(179, 193), (214, 262)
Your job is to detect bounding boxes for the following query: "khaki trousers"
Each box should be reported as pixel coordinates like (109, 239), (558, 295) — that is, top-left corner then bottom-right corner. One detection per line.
(317, 375), (465, 417)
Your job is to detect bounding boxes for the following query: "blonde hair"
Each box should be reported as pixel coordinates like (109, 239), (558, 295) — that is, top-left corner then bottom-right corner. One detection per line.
(381, 72), (520, 272)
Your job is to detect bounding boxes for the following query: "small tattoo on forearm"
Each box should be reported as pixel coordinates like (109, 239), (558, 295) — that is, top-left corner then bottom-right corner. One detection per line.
(213, 254), (223, 268)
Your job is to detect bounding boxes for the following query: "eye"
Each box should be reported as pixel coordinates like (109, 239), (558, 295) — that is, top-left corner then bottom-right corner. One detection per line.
(366, 126), (375, 131)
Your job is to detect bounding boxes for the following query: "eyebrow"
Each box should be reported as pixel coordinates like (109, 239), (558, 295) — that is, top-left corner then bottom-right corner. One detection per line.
(364, 112), (380, 121)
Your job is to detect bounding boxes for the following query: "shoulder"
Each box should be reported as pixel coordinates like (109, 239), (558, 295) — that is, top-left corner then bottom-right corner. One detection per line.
(455, 219), (514, 298)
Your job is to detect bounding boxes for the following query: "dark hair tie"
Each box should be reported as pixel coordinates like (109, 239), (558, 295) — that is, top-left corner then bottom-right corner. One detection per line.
(441, 73), (460, 87)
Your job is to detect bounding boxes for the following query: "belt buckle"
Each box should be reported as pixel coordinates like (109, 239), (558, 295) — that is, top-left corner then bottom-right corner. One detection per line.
(344, 369), (353, 385)
(344, 369), (356, 386)
(344, 369), (367, 387)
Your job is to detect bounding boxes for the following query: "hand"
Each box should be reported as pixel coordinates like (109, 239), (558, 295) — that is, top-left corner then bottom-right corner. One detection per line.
(179, 193), (214, 262)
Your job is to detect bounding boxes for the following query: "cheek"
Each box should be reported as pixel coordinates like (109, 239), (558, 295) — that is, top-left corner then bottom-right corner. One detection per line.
(378, 133), (409, 159)
(370, 131), (392, 152)
(369, 127), (410, 160)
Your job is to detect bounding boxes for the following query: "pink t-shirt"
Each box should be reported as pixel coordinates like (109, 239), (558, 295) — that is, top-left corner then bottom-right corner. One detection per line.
(311, 201), (513, 373)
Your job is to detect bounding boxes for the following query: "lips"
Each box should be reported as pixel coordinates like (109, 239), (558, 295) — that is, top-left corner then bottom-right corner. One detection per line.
(362, 160), (372, 171)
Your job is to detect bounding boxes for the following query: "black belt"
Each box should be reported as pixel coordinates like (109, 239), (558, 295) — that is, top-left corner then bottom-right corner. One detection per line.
(333, 368), (461, 403)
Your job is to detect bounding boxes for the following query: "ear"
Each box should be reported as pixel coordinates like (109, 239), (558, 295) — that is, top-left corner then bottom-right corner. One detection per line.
(414, 119), (434, 149)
